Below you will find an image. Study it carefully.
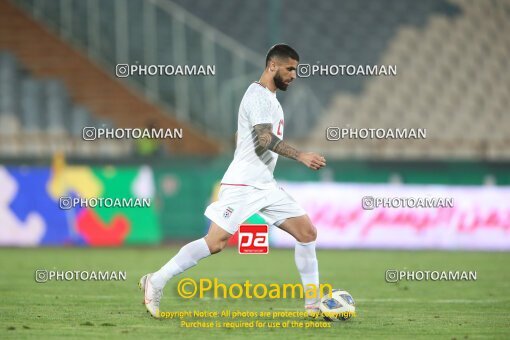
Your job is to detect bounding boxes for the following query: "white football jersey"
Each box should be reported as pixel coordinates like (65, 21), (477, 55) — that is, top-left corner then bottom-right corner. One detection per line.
(221, 82), (285, 189)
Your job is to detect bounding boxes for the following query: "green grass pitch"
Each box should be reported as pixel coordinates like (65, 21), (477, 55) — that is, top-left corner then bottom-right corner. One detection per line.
(1, 247), (509, 339)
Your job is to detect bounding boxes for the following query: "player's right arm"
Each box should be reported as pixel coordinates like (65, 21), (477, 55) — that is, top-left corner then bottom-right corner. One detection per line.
(253, 123), (326, 170)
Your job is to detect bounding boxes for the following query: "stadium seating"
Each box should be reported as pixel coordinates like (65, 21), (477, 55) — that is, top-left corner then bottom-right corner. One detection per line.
(0, 51), (129, 157)
(170, 0), (508, 159)
(5, 0), (510, 159)
(307, 0), (510, 159)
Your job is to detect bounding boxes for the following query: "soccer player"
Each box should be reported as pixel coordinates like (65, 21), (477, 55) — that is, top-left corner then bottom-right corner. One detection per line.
(140, 44), (326, 317)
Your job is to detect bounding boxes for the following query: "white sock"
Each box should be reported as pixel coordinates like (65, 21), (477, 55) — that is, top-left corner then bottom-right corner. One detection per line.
(295, 240), (320, 306)
(150, 238), (211, 290)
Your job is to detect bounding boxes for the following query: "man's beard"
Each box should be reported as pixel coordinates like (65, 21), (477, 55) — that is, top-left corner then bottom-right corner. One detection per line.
(274, 72), (288, 91)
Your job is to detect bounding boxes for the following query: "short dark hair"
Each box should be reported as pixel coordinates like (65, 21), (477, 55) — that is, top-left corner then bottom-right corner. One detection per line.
(265, 44), (299, 66)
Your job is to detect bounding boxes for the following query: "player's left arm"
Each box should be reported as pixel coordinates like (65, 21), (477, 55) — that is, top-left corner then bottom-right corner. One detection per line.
(253, 123), (326, 170)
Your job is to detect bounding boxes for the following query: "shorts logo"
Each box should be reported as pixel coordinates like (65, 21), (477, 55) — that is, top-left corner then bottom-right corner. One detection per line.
(223, 207), (234, 219)
(238, 224), (269, 254)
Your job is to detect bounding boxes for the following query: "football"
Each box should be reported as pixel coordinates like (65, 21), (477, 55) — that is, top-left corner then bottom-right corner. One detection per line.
(319, 289), (356, 321)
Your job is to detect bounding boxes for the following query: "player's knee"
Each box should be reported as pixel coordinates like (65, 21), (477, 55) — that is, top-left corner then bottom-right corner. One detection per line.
(207, 242), (222, 254)
(207, 238), (228, 254)
(298, 224), (317, 243)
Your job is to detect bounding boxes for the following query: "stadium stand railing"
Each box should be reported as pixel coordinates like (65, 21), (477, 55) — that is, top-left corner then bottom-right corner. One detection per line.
(11, 0), (323, 140)
(5, 0), (509, 159)
(0, 0), (220, 157)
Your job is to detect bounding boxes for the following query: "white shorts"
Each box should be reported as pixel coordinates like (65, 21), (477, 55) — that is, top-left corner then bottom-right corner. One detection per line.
(204, 184), (306, 235)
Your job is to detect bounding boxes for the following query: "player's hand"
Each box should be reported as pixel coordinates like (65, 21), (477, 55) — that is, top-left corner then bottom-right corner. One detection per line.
(297, 152), (326, 170)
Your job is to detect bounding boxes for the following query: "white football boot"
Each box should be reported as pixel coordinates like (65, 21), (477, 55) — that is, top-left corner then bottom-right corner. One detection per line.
(139, 273), (162, 318)
(305, 300), (321, 318)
